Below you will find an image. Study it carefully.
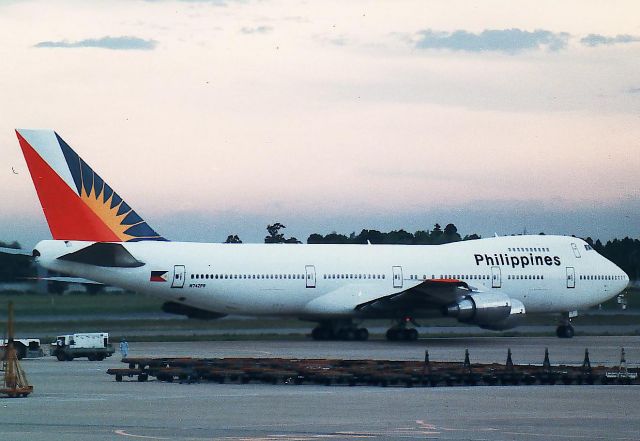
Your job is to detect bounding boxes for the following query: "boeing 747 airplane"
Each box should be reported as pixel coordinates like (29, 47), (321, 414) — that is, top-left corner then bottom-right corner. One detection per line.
(15, 129), (630, 340)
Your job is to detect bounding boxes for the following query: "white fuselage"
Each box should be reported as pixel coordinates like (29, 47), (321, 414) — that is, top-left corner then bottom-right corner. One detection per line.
(34, 235), (628, 321)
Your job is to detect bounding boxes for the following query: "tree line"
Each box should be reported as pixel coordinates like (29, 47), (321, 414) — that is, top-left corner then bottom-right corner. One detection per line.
(585, 237), (640, 281)
(307, 223), (479, 245)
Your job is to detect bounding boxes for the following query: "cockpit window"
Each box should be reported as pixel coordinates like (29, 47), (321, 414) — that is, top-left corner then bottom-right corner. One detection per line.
(584, 244), (593, 251)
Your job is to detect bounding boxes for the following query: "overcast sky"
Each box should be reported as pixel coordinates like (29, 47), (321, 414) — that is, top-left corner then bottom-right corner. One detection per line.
(1, 0), (639, 248)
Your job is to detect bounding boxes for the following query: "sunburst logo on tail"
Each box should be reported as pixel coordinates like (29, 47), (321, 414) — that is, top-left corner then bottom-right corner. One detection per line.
(16, 129), (165, 242)
(79, 177), (144, 242)
(71, 154), (165, 242)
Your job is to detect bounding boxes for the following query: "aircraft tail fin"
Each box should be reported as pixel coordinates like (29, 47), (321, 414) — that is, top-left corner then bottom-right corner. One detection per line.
(16, 129), (165, 242)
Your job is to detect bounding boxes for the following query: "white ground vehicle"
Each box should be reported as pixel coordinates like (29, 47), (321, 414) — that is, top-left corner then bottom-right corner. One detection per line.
(51, 333), (115, 361)
(0, 338), (44, 360)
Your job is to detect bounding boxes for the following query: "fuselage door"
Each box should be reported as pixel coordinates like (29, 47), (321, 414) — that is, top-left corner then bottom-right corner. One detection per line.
(571, 243), (581, 258)
(491, 266), (501, 288)
(305, 265), (316, 288)
(172, 265), (185, 288)
(392, 266), (403, 289)
(566, 266), (575, 289)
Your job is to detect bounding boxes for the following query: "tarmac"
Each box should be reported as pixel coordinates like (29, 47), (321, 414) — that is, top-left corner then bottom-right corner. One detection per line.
(1, 336), (639, 440)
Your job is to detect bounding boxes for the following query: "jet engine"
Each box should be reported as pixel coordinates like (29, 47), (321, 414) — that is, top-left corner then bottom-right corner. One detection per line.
(444, 293), (526, 330)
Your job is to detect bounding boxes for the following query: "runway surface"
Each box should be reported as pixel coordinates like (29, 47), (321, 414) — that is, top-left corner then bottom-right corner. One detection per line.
(1, 336), (639, 440)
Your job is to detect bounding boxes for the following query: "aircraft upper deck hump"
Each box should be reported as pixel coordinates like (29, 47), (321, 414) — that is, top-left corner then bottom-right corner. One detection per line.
(16, 129), (165, 242)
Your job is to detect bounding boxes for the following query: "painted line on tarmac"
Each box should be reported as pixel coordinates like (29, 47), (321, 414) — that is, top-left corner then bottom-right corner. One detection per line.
(114, 429), (170, 439)
(501, 431), (638, 440)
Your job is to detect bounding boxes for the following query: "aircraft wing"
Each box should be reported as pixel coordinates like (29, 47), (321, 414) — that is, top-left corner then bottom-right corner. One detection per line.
(26, 276), (104, 285)
(355, 279), (480, 317)
(303, 279), (482, 318)
(0, 247), (32, 256)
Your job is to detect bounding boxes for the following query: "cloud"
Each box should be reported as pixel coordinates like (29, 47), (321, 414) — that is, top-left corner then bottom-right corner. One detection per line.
(415, 28), (569, 53)
(34, 36), (157, 50)
(240, 26), (273, 34)
(580, 34), (640, 47)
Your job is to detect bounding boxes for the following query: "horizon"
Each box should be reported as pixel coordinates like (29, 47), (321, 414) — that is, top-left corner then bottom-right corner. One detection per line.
(2, 200), (638, 251)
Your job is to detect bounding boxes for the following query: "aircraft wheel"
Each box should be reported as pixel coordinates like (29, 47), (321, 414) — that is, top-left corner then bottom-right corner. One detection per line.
(355, 328), (369, 341)
(337, 329), (356, 341)
(344, 329), (356, 341)
(556, 325), (575, 338)
(386, 328), (400, 341)
(312, 327), (333, 341)
(404, 328), (419, 341)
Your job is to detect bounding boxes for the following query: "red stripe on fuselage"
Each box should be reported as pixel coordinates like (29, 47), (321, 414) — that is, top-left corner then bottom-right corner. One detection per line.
(17, 131), (121, 242)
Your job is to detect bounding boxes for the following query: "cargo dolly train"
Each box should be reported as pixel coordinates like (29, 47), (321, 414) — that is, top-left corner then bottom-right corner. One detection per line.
(107, 348), (638, 387)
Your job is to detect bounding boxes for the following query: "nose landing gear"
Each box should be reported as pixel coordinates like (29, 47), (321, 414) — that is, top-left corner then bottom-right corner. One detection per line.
(556, 312), (575, 338)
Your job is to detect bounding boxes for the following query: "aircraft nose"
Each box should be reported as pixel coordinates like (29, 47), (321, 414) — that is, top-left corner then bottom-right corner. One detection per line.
(615, 266), (630, 293)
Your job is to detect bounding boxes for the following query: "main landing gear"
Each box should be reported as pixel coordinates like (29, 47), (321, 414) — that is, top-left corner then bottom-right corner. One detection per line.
(385, 317), (419, 341)
(556, 312), (575, 338)
(311, 321), (369, 341)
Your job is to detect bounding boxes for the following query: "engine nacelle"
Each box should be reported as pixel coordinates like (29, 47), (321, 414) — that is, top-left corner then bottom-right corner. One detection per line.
(478, 298), (526, 330)
(445, 293), (525, 330)
(445, 292), (512, 323)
